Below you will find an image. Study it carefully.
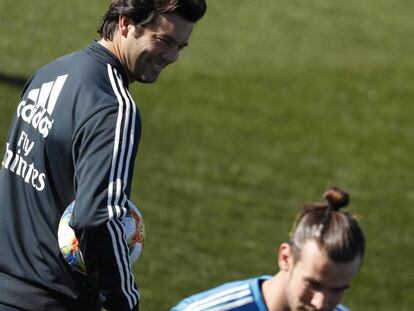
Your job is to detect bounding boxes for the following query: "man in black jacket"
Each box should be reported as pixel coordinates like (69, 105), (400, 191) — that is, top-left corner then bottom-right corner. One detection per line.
(0, 1), (206, 310)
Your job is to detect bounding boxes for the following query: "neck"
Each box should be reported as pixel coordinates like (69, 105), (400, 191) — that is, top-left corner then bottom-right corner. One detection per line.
(262, 272), (290, 311)
(98, 38), (133, 84)
(99, 38), (118, 58)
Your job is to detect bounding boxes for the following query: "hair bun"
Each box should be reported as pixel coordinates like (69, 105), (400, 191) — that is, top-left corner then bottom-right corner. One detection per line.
(323, 187), (349, 210)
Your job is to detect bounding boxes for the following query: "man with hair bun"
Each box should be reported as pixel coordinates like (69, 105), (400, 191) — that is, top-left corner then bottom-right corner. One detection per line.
(0, 1), (206, 310)
(171, 187), (365, 311)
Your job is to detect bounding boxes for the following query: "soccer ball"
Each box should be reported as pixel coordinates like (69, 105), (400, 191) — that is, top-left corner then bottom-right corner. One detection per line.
(58, 201), (146, 275)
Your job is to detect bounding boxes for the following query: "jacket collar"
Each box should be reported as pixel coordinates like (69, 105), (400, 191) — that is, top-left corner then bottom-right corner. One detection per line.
(84, 40), (129, 87)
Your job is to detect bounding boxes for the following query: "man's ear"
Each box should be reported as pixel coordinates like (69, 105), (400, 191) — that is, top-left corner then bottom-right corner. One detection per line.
(278, 243), (294, 272)
(118, 16), (134, 37)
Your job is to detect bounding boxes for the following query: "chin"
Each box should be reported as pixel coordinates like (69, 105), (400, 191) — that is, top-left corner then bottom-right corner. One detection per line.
(136, 74), (159, 84)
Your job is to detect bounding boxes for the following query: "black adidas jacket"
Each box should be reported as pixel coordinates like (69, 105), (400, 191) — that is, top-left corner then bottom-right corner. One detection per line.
(0, 41), (141, 310)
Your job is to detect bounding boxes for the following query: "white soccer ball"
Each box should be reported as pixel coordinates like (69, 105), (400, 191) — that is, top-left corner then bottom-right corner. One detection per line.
(58, 201), (146, 274)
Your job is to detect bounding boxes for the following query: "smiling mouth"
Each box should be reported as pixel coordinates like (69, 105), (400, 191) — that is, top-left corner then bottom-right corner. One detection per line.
(153, 64), (163, 72)
(148, 60), (164, 72)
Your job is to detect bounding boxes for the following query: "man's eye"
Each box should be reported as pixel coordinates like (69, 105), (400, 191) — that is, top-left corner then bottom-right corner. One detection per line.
(331, 288), (346, 294)
(156, 37), (169, 44)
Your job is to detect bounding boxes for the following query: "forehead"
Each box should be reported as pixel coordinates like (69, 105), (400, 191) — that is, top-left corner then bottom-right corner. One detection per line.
(293, 241), (361, 288)
(149, 13), (194, 42)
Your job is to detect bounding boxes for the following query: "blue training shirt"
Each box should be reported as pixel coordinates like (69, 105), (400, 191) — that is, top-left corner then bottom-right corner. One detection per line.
(171, 276), (270, 311)
(171, 276), (350, 311)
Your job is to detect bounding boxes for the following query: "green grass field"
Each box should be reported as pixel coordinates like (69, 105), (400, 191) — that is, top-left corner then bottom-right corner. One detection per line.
(1, 0), (414, 310)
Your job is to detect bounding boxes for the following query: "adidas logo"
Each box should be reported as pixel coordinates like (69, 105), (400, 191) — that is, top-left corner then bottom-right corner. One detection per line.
(17, 74), (68, 138)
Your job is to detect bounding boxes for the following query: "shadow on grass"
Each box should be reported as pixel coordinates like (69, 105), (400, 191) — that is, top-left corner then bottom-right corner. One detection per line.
(0, 72), (27, 88)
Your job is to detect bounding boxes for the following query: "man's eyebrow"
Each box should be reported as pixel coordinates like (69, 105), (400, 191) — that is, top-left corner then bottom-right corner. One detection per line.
(331, 284), (350, 292)
(179, 42), (189, 49)
(304, 278), (350, 291)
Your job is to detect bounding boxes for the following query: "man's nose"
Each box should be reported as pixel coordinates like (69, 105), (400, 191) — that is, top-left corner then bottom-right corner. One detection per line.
(311, 291), (326, 310)
(162, 47), (179, 63)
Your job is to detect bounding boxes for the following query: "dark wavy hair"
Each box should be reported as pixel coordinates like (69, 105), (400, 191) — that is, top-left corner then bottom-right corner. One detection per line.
(98, 0), (207, 40)
(289, 187), (365, 264)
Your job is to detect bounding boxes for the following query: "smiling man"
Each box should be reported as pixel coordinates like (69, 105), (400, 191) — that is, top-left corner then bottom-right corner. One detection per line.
(171, 187), (365, 311)
(99, 3), (196, 83)
(0, 1), (206, 311)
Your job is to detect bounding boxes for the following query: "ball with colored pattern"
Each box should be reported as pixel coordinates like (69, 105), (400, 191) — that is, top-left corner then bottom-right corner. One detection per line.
(58, 201), (145, 274)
